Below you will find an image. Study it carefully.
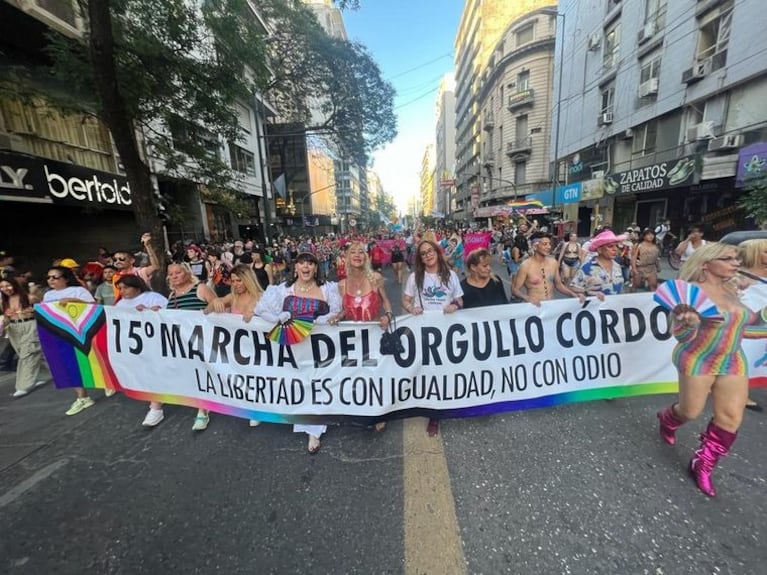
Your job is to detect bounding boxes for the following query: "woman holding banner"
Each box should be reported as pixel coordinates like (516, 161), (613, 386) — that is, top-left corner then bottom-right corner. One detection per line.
(460, 249), (508, 308)
(256, 251), (342, 453)
(336, 241), (394, 432)
(206, 264), (265, 427)
(141, 262), (217, 430)
(737, 238), (767, 412)
(402, 239), (464, 437)
(43, 266), (97, 416)
(657, 243), (767, 497)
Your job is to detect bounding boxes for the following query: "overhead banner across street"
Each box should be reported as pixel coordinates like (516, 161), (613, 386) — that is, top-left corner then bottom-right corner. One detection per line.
(35, 295), (767, 425)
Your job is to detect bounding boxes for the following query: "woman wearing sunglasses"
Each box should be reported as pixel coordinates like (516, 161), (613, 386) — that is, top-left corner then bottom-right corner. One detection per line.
(657, 243), (767, 497)
(42, 266), (97, 415)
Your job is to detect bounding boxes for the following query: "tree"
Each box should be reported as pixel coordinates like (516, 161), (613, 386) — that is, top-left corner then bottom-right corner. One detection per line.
(43, 0), (395, 256)
(46, 0), (269, 254)
(259, 0), (397, 166)
(738, 175), (767, 229)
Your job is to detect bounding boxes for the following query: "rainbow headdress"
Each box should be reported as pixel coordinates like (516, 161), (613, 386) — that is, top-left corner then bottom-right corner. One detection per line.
(34, 303), (117, 390)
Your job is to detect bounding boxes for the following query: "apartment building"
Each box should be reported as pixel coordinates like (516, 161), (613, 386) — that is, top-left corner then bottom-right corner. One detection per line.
(554, 0), (767, 237)
(475, 7), (558, 221)
(434, 73), (456, 219)
(453, 0), (554, 223)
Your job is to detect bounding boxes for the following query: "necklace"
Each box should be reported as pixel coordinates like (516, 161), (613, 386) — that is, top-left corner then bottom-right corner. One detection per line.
(295, 283), (313, 293)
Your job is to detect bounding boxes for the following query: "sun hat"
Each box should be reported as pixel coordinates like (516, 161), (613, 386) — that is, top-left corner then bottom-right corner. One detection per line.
(59, 258), (80, 268)
(589, 230), (628, 251)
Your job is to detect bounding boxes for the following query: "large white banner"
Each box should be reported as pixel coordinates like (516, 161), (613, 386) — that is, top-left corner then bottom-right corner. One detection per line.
(36, 292), (767, 424)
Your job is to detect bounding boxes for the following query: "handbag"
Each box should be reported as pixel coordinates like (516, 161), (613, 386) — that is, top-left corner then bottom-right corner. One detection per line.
(379, 315), (404, 355)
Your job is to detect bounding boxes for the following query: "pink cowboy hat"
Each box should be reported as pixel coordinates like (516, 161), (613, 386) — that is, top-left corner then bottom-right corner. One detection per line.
(589, 230), (628, 251)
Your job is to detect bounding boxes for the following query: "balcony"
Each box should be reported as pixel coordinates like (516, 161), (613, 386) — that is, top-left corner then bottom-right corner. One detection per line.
(506, 136), (532, 158)
(483, 152), (496, 167)
(483, 110), (495, 131)
(507, 89), (535, 111)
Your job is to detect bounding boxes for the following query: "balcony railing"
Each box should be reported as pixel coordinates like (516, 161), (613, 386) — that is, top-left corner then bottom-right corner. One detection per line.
(507, 89), (535, 111)
(483, 111), (495, 130)
(506, 136), (532, 157)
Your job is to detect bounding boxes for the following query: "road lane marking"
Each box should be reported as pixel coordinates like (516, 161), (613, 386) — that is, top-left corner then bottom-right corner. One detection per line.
(0, 459), (69, 509)
(403, 418), (466, 575)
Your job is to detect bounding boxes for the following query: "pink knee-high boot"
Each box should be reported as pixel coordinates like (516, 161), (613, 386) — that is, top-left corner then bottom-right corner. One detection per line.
(689, 420), (737, 498)
(657, 404), (685, 445)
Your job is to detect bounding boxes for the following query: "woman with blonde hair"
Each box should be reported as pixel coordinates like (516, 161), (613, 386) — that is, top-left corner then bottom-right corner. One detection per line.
(460, 249), (508, 308)
(737, 237), (767, 412)
(207, 264), (264, 426)
(335, 241), (394, 431)
(656, 242), (767, 496)
(141, 262), (217, 430)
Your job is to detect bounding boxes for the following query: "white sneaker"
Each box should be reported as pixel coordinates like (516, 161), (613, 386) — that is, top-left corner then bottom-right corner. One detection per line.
(249, 419), (261, 427)
(192, 414), (210, 431)
(65, 397), (95, 416)
(104, 388), (116, 397)
(12, 389), (29, 398)
(33, 380), (46, 388)
(142, 408), (164, 427)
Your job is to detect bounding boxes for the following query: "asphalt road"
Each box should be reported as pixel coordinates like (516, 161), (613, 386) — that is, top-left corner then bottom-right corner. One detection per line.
(1, 258), (766, 575)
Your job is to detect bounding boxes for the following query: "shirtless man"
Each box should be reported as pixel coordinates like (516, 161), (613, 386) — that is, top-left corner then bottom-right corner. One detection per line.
(512, 232), (585, 306)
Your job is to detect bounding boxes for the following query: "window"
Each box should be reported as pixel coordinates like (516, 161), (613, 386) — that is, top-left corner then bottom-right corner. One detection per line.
(600, 85), (615, 113)
(639, 55), (661, 84)
(632, 120), (658, 155)
(516, 23), (534, 46)
(516, 114), (528, 141)
(645, 0), (667, 29)
(517, 70), (530, 91)
(229, 143), (256, 176)
(514, 161), (526, 184)
(696, 1), (733, 65)
(168, 115), (220, 159)
(603, 21), (621, 70)
(236, 103), (251, 134)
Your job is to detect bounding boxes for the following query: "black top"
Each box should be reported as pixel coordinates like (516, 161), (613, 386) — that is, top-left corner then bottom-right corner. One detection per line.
(253, 264), (270, 291)
(460, 278), (508, 309)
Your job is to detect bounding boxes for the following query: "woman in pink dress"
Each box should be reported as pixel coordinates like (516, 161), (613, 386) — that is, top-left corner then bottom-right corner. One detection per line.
(334, 241), (394, 431)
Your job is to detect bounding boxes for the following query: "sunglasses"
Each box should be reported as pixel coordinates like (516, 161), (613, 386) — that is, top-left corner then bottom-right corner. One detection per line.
(113, 256), (129, 262)
(47, 275), (64, 280)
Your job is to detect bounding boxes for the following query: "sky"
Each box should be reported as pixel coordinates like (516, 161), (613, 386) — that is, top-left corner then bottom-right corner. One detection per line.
(343, 1), (464, 215)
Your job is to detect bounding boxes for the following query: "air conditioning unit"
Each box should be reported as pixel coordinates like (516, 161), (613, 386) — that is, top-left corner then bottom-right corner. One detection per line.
(619, 128), (634, 140)
(600, 111), (614, 125)
(637, 21), (656, 44)
(638, 78), (659, 97)
(592, 170), (606, 179)
(588, 34), (601, 51)
(686, 121), (715, 142)
(707, 134), (744, 151)
(683, 58), (712, 83)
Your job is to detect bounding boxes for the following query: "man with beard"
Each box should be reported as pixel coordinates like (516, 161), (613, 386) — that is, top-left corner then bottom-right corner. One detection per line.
(111, 233), (160, 300)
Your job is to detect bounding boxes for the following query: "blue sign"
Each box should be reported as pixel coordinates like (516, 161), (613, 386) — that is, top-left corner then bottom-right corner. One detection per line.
(527, 189), (553, 205)
(555, 182), (582, 204)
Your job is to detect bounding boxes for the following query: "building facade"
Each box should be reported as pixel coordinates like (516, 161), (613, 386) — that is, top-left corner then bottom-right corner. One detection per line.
(553, 0), (767, 237)
(476, 7), (558, 221)
(434, 73), (456, 219)
(453, 0), (554, 224)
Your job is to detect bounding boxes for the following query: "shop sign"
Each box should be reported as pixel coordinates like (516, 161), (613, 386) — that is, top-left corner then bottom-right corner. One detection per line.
(735, 142), (767, 188)
(555, 182), (582, 204)
(0, 152), (132, 210)
(580, 178), (605, 201)
(604, 156), (697, 195)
